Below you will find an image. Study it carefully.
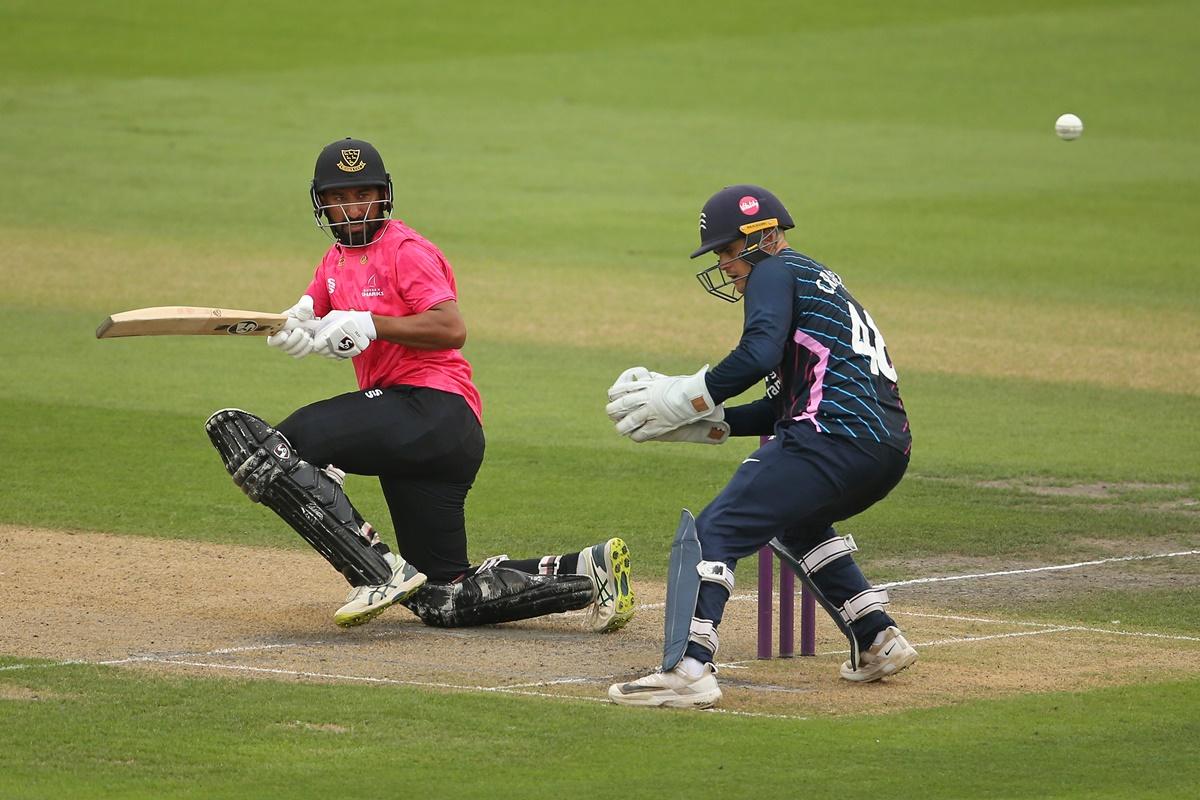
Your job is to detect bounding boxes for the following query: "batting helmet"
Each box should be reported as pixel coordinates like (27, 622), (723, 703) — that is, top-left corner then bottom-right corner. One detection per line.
(310, 137), (394, 247)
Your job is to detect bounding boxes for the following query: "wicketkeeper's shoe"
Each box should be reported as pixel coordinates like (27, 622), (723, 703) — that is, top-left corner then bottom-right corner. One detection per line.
(608, 661), (721, 709)
(840, 625), (918, 682)
(579, 537), (635, 633)
(334, 552), (427, 628)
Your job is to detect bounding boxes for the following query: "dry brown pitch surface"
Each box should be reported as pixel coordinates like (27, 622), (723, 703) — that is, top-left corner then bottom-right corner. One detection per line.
(3, 526), (1197, 717)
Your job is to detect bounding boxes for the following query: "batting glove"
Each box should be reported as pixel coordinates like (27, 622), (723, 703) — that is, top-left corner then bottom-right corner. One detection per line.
(311, 310), (376, 360)
(267, 296), (318, 358)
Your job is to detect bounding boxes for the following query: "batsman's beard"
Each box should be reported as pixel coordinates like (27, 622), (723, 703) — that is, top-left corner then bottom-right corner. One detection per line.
(331, 217), (386, 247)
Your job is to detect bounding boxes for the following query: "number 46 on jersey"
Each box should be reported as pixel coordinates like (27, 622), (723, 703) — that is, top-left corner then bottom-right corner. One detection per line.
(847, 302), (898, 382)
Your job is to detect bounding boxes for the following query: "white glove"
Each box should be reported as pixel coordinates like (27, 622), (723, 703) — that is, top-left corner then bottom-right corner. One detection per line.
(266, 296), (317, 358)
(311, 310), (376, 360)
(638, 419), (729, 445)
(605, 366), (719, 441)
(606, 366), (667, 421)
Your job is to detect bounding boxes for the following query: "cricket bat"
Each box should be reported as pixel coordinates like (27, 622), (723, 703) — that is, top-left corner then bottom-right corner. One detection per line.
(96, 307), (289, 339)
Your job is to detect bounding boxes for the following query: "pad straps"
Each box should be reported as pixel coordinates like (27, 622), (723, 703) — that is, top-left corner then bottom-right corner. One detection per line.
(688, 617), (719, 656)
(840, 588), (890, 624)
(800, 534), (858, 575)
(697, 560), (734, 594)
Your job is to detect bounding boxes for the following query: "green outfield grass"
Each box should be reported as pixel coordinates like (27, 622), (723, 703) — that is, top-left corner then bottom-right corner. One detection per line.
(2, 662), (1198, 800)
(1, 312), (1196, 563)
(1, 1), (1197, 797)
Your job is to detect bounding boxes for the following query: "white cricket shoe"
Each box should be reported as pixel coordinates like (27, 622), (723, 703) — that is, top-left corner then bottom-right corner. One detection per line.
(579, 537), (635, 633)
(334, 552), (427, 629)
(609, 661), (721, 709)
(840, 626), (918, 682)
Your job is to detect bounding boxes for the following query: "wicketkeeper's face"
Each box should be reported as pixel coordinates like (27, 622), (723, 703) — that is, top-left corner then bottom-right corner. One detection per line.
(713, 237), (753, 294)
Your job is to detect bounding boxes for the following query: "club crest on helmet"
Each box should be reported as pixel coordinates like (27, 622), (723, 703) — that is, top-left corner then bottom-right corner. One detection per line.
(337, 149), (366, 172)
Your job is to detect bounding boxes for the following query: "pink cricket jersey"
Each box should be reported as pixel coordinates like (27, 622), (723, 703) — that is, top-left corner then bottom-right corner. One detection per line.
(305, 219), (483, 423)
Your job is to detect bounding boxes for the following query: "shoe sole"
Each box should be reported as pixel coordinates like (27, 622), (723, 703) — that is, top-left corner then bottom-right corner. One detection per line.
(598, 537), (635, 633)
(334, 573), (427, 629)
(607, 685), (721, 709)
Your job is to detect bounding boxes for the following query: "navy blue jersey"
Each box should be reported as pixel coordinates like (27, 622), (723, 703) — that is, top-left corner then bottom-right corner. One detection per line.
(705, 249), (911, 455)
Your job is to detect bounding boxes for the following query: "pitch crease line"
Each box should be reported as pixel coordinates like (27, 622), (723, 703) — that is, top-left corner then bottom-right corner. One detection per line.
(143, 657), (822, 714)
(151, 657), (612, 700)
(6, 653), (814, 718)
(876, 549), (1200, 589)
(899, 611), (1200, 641)
(261, 548), (1200, 620)
(720, 627), (1074, 666)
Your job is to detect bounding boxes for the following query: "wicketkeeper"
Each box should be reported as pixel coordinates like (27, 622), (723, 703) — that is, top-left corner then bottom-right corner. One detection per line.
(206, 138), (634, 633)
(606, 185), (916, 708)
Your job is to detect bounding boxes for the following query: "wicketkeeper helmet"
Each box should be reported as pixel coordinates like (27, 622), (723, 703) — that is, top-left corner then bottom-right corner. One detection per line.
(692, 185), (794, 302)
(690, 184), (793, 259)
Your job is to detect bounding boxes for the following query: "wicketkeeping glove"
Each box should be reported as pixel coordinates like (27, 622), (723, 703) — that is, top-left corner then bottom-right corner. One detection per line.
(606, 366), (667, 421)
(605, 366), (720, 441)
(266, 295), (318, 358)
(641, 419), (729, 445)
(311, 310), (376, 360)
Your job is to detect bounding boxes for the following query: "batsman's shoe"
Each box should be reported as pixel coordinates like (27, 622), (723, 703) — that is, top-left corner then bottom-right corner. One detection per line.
(840, 626), (918, 682)
(580, 537), (635, 633)
(608, 662), (721, 709)
(335, 552), (427, 629)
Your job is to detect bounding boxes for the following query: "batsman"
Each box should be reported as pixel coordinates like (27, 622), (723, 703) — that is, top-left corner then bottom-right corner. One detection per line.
(606, 186), (916, 708)
(206, 138), (634, 634)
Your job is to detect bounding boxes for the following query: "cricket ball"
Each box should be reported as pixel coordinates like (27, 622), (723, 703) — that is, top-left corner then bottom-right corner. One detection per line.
(1055, 113), (1084, 141)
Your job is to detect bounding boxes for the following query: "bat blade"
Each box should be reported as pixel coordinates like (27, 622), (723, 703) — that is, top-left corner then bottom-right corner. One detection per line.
(96, 307), (289, 339)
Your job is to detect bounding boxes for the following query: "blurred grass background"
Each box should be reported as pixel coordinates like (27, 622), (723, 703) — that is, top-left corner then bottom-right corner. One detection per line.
(0, 2), (1197, 794)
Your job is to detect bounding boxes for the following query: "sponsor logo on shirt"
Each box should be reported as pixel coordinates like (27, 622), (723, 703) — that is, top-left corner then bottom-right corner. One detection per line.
(326, 277), (336, 294)
(361, 274), (384, 298)
(764, 370), (782, 399)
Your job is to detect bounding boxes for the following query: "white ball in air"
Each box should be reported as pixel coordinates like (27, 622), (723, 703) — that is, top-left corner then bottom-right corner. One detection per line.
(1055, 113), (1083, 141)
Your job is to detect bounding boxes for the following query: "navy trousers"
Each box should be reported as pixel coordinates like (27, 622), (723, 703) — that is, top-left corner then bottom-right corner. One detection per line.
(685, 423), (908, 663)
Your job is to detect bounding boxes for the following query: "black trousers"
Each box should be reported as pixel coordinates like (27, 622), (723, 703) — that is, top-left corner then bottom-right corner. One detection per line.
(277, 386), (485, 582)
